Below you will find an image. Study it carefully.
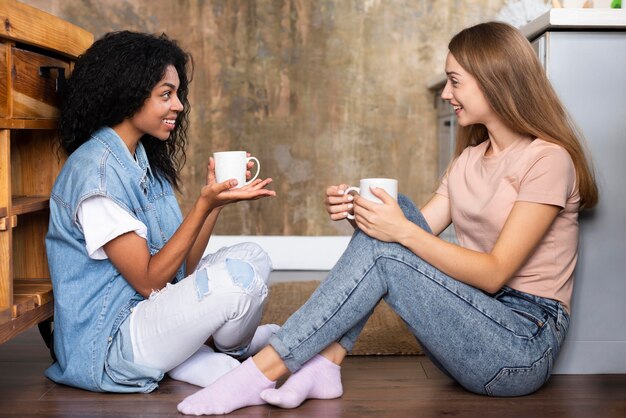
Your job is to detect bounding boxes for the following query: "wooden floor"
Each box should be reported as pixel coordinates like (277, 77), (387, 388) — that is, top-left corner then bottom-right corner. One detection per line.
(1, 327), (625, 417)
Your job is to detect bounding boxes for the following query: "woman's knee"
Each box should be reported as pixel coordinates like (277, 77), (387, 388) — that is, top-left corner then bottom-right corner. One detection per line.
(200, 242), (272, 284)
(397, 194), (431, 233)
(224, 258), (269, 299)
(193, 256), (269, 306)
(202, 271), (266, 324)
(223, 242), (272, 284)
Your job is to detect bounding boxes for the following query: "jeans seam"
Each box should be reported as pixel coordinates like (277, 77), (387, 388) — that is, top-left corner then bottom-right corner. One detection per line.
(285, 259), (382, 354)
(379, 254), (540, 341)
(484, 347), (553, 396)
(503, 287), (559, 318)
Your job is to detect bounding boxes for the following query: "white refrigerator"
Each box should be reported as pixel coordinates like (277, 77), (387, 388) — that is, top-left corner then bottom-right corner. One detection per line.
(529, 11), (626, 373)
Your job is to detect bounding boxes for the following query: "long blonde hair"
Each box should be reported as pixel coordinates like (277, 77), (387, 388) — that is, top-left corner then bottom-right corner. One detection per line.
(448, 22), (598, 210)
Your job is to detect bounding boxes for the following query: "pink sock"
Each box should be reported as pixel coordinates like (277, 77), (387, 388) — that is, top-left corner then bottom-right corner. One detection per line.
(177, 357), (275, 415)
(260, 354), (343, 409)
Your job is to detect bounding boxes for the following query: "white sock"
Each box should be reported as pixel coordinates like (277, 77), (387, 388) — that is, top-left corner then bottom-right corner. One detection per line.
(168, 345), (240, 387)
(241, 324), (280, 359)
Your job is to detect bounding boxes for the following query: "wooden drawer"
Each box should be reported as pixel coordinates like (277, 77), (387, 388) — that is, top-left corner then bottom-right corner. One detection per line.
(5, 46), (69, 119)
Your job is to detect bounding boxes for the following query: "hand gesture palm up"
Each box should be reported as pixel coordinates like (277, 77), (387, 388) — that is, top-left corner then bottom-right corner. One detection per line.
(201, 154), (276, 210)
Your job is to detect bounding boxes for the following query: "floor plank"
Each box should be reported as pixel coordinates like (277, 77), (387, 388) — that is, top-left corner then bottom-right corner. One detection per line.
(1, 327), (625, 417)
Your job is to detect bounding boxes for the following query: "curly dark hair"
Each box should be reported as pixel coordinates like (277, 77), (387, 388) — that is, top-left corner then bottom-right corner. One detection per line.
(59, 31), (192, 190)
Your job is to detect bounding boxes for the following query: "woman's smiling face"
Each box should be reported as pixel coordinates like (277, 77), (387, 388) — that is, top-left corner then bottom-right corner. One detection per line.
(126, 64), (184, 142)
(441, 53), (493, 128)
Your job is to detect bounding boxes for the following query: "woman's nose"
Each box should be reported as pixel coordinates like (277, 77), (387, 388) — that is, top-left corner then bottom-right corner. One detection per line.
(440, 80), (452, 101)
(172, 94), (184, 111)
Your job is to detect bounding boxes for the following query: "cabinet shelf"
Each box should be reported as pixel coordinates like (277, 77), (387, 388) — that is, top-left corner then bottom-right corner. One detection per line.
(0, 278), (53, 344)
(0, 0), (93, 347)
(12, 195), (49, 216)
(0, 308), (10, 325)
(14, 278), (53, 306)
(0, 119), (58, 130)
(0, 301), (53, 345)
(12, 294), (36, 318)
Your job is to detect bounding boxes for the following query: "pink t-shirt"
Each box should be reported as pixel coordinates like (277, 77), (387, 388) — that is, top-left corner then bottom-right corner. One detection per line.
(436, 138), (580, 312)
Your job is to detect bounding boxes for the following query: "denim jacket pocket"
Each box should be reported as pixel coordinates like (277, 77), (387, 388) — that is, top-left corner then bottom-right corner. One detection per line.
(484, 347), (553, 397)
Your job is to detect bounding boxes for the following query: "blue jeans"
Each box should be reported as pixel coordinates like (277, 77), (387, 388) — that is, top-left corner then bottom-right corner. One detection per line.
(269, 195), (570, 397)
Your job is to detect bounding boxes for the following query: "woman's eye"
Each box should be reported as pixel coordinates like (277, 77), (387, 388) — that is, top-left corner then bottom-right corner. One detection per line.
(162, 91), (171, 98)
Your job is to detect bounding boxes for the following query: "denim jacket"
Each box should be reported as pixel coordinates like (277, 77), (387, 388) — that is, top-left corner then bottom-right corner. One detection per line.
(45, 127), (184, 392)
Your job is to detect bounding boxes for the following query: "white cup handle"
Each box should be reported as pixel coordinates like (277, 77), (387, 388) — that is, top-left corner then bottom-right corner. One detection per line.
(344, 186), (360, 219)
(244, 156), (260, 185)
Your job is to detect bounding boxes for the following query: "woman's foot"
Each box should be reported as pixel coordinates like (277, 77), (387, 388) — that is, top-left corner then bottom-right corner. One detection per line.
(168, 345), (240, 387)
(260, 354), (343, 409)
(177, 357), (275, 415)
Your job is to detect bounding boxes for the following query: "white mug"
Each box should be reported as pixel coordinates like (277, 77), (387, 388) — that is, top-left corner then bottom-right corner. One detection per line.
(345, 178), (398, 220)
(213, 151), (260, 188)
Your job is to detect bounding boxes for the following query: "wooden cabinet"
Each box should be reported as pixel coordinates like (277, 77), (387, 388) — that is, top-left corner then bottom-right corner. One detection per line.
(0, 0), (92, 344)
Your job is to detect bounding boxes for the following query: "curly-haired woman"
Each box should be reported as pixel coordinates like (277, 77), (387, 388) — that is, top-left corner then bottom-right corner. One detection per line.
(176, 21), (598, 415)
(45, 31), (277, 393)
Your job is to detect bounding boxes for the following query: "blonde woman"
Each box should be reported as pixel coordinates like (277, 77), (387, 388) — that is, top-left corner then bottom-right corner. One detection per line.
(177, 21), (598, 415)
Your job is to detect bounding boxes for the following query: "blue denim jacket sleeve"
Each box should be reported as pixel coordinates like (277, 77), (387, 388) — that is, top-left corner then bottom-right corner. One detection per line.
(45, 127), (183, 392)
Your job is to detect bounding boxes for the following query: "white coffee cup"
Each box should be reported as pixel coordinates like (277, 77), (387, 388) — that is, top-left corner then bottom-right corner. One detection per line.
(213, 151), (260, 188)
(345, 178), (398, 219)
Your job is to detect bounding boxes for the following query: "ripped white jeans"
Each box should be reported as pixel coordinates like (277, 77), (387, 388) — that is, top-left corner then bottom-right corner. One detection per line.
(129, 242), (272, 372)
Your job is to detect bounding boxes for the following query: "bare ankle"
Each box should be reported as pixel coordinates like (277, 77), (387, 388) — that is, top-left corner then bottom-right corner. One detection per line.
(252, 346), (289, 381)
(320, 343), (347, 365)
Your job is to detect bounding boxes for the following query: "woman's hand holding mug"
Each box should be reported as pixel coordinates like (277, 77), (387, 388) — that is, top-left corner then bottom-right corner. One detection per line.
(336, 178), (408, 242)
(325, 184), (354, 221)
(345, 178), (397, 220)
(200, 152), (275, 212)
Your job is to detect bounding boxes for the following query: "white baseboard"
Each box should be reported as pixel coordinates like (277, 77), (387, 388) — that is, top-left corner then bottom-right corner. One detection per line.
(206, 236), (351, 270)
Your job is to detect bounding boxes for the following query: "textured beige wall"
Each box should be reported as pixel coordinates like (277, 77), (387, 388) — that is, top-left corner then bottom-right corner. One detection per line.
(25, 0), (506, 236)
